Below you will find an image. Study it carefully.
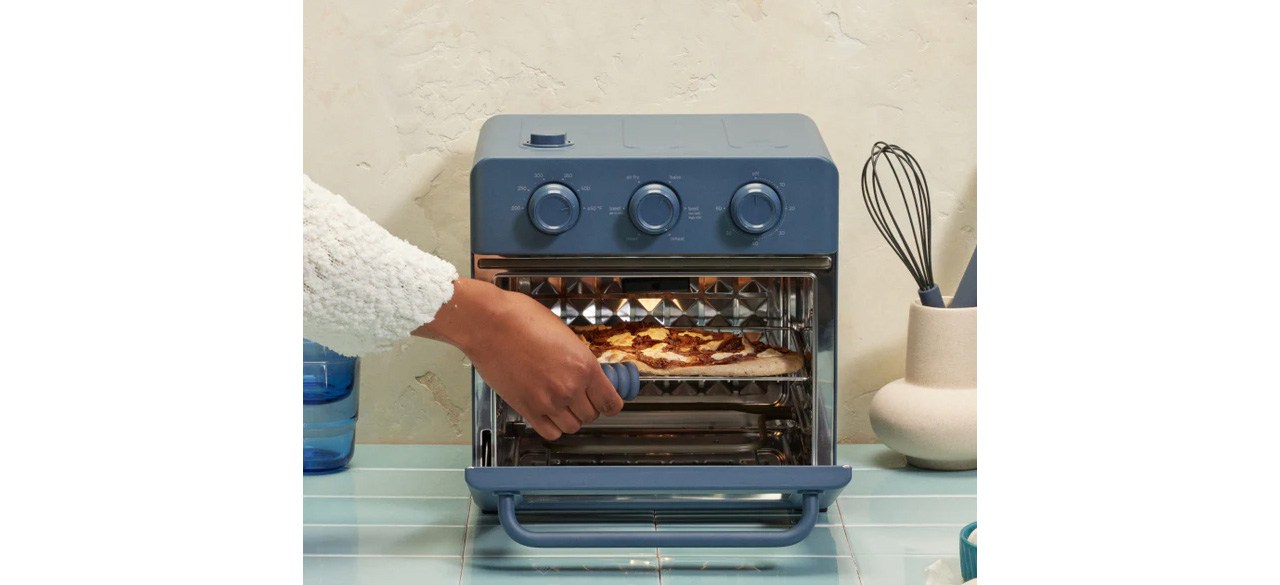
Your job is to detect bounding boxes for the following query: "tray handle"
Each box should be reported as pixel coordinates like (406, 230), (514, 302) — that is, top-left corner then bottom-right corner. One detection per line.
(496, 491), (820, 548)
(601, 362), (640, 401)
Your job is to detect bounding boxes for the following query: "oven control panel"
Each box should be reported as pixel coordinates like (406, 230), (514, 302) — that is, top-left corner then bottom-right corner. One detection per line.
(471, 114), (838, 255)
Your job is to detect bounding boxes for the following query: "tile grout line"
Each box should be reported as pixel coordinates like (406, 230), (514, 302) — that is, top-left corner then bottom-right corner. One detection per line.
(304, 523), (468, 528)
(302, 494), (473, 499)
(304, 554), (462, 559)
(654, 509), (663, 585)
(839, 495), (977, 499)
(835, 498), (855, 558)
(842, 523), (969, 528)
(620, 554), (852, 559)
(317, 552), (856, 559)
(457, 500), (473, 585)
(835, 498), (865, 585)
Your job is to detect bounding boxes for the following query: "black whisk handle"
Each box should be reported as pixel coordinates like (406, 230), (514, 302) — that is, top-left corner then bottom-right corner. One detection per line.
(918, 285), (945, 308)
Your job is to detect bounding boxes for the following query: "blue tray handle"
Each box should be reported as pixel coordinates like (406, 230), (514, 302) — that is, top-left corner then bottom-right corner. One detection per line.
(601, 362), (640, 401)
(496, 491), (821, 548)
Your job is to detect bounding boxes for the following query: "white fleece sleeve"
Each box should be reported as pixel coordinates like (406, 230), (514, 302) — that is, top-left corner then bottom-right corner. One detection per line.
(303, 175), (459, 357)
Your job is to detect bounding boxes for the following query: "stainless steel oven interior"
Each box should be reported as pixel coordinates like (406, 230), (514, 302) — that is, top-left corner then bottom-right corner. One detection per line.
(472, 257), (837, 470)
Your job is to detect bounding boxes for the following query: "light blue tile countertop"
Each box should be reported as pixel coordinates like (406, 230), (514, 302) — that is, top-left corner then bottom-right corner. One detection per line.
(303, 444), (976, 585)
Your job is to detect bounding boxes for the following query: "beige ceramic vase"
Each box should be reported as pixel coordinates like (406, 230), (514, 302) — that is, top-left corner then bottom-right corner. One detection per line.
(869, 298), (977, 470)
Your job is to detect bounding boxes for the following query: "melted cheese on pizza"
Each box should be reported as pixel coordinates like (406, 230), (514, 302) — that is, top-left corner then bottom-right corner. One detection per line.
(598, 349), (630, 363)
(698, 339), (725, 351)
(678, 330), (714, 340)
(606, 332), (636, 347)
(639, 327), (669, 341)
(639, 343), (691, 363)
(711, 345), (756, 361)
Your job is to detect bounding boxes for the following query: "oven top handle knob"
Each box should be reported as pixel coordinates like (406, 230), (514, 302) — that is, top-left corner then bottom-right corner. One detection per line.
(525, 131), (570, 148)
(730, 182), (783, 235)
(628, 183), (681, 235)
(527, 182), (581, 235)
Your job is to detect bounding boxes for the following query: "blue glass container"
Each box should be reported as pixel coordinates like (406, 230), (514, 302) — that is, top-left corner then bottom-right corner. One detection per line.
(303, 339), (359, 474)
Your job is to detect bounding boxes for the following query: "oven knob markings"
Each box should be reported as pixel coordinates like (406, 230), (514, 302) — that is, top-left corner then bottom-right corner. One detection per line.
(628, 183), (681, 235)
(729, 182), (783, 234)
(527, 182), (580, 234)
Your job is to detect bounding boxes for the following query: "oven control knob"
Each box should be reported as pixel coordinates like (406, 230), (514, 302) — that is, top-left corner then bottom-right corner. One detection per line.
(527, 182), (580, 235)
(628, 183), (681, 235)
(730, 182), (783, 234)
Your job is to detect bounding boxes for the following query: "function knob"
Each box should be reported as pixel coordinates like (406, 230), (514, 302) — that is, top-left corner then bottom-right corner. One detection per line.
(729, 182), (783, 234)
(628, 183), (681, 235)
(527, 182), (580, 234)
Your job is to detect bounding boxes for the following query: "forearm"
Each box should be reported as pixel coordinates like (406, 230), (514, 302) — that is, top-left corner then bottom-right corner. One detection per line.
(417, 277), (624, 440)
(412, 278), (508, 353)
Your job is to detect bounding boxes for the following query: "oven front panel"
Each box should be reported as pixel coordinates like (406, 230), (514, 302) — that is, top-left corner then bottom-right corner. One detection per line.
(464, 116), (847, 544)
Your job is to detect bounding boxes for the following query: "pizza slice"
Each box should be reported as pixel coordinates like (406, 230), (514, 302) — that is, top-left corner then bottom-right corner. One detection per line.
(572, 323), (805, 376)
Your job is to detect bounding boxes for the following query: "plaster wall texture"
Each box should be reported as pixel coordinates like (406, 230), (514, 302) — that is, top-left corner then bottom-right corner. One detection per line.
(303, 0), (976, 444)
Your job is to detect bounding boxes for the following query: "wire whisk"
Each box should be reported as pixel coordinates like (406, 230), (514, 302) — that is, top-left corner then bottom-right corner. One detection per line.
(860, 142), (944, 307)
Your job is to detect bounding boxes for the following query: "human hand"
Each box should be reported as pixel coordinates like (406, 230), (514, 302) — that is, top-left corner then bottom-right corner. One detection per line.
(414, 279), (624, 441)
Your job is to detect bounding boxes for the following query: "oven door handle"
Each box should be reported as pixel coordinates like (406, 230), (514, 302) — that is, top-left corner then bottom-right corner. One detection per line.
(496, 491), (821, 548)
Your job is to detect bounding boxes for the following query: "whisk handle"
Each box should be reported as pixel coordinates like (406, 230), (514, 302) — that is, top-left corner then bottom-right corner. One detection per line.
(918, 285), (945, 308)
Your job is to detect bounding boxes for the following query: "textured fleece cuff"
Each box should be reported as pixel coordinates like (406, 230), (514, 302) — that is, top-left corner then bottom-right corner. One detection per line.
(303, 175), (458, 356)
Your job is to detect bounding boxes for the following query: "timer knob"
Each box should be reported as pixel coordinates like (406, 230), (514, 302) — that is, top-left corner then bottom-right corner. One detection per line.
(729, 182), (783, 234)
(527, 182), (580, 234)
(628, 183), (681, 235)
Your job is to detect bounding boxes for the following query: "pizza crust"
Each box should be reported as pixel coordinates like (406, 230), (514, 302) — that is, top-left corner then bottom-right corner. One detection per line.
(629, 351), (804, 376)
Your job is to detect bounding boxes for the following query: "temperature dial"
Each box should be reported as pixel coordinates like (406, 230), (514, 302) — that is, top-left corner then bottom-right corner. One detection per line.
(628, 183), (681, 235)
(729, 182), (783, 234)
(527, 182), (580, 234)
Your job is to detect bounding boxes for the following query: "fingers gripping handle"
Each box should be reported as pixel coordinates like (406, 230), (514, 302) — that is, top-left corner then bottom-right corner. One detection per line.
(601, 362), (640, 401)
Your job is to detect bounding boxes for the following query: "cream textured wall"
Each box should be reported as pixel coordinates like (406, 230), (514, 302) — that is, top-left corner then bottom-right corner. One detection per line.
(303, 0), (976, 444)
